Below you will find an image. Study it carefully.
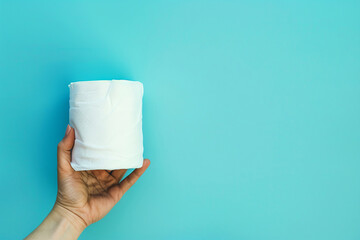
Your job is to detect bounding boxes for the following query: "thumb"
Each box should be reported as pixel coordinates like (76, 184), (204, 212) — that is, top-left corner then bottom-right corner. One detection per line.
(57, 124), (75, 172)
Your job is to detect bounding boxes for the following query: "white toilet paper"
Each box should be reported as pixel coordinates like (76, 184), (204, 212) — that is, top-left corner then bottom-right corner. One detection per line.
(69, 80), (144, 171)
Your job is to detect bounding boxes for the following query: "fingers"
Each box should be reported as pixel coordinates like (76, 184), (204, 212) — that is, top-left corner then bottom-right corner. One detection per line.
(108, 159), (150, 202)
(111, 169), (127, 182)
(57, 125), (75, 173)
(118, 159), (150, 193)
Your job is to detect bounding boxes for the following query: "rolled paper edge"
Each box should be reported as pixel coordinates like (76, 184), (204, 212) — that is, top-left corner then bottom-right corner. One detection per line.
(70, 157), (144, 171)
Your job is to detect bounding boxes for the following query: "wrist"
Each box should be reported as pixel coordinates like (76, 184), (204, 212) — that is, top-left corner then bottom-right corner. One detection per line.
(26, 203), (86, 240)
(51, 203), (87, 236)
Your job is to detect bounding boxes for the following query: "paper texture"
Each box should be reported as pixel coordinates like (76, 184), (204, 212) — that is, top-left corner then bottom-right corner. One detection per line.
(69, 80), (144, 171)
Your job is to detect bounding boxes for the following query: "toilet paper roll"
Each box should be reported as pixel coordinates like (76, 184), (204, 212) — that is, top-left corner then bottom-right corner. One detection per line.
(69, 80), (144, 171)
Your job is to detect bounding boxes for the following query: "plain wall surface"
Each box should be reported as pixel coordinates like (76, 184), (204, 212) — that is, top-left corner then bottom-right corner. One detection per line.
(0, 1), (359, 239)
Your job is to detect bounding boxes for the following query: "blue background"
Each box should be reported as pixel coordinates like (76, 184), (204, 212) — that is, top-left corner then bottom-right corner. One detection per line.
(0, 1), (360, 239)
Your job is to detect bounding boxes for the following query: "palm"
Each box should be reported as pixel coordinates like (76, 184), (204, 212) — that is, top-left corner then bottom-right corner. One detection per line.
(57, 169), (127, 225)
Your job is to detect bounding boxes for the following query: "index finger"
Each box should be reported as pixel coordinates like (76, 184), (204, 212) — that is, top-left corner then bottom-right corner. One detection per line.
(108, 159), (150, 202)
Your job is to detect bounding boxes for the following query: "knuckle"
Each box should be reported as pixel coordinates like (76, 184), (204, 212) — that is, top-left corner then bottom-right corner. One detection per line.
(129, 176), (138, 185)
(57, 141), (64, 150)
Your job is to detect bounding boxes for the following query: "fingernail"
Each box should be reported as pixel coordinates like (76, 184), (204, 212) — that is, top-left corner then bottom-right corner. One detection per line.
(65, 124), (71, 136)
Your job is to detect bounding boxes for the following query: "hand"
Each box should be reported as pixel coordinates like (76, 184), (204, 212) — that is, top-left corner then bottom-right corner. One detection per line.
(26, 125), (150, 239)
(56, 125), (150, 228)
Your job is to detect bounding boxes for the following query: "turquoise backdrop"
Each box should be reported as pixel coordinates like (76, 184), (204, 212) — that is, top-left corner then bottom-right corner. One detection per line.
(0, 1), (359, 239)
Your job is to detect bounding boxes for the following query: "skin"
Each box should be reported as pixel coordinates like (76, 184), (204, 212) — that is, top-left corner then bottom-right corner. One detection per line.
(26, 125), (150, 239)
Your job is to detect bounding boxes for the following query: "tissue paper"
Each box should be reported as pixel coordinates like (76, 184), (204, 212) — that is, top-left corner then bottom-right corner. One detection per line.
(69, 80), (144, 171)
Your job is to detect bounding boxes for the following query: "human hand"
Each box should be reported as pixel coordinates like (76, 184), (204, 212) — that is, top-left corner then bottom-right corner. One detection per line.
(26, 125), (150, 239)
(55, 125), (150, 229)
